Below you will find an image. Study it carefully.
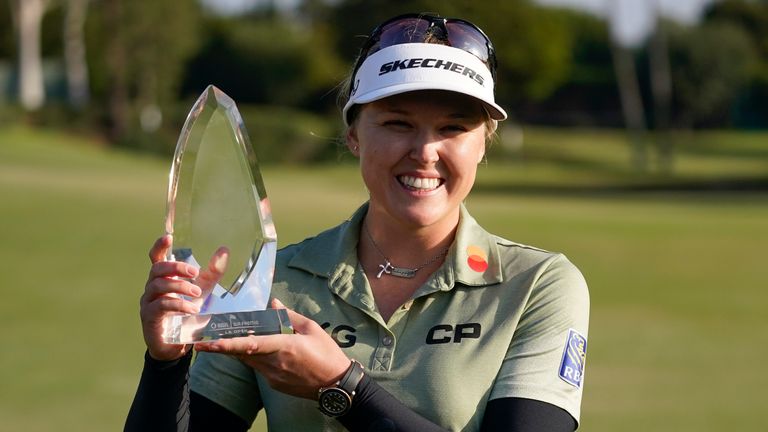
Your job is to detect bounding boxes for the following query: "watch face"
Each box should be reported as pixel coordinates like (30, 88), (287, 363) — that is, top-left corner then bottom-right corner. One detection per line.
(319, 388), (351, 416)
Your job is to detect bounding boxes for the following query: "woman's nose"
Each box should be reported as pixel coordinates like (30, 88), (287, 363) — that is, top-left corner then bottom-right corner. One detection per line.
(409, 131), (440, 164)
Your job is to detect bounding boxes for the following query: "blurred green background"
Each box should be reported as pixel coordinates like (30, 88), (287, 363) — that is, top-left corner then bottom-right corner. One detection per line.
(1, 1), (767, 431)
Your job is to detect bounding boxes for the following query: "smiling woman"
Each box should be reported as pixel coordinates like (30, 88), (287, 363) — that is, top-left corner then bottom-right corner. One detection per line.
(349, 90), (488, 235)
(126, 12), (589, 432)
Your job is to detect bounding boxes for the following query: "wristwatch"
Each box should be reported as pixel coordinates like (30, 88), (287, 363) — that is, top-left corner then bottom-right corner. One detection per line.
(318, 359), (365, 417)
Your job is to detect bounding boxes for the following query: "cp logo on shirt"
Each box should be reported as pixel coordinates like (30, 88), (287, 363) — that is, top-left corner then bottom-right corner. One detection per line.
(425, 323), (482, 344)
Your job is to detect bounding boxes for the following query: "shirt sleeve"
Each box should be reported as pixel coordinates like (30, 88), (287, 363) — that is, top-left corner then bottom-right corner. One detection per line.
(189, 351), (263, 425)
(124, 350), (193, 431)
(489, 253), (590, 426)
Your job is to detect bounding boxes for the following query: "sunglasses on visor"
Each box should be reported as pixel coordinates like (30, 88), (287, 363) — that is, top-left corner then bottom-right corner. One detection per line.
(350, 13), (498, 93)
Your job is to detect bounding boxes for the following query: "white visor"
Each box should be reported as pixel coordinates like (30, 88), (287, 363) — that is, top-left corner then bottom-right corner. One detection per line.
(343, 43), (507, 125)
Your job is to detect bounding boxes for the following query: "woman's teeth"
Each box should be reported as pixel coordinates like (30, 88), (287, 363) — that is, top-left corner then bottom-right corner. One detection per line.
(399, 175), (440, 190)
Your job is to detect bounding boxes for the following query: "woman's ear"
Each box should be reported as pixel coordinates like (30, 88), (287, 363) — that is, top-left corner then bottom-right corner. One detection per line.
(346, 126), (360, 157)
(477, 146), (486, 164)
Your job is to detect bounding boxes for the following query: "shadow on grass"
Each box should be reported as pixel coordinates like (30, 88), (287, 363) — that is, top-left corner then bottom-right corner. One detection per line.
(473, 176), (768, 196)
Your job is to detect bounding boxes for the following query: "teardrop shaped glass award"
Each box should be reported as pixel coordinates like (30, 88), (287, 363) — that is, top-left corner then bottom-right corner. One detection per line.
(162, 85), (292, 344)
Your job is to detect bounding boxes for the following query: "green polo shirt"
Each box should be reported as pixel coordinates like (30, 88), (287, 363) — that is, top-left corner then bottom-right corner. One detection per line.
(190, 203), (589, 431)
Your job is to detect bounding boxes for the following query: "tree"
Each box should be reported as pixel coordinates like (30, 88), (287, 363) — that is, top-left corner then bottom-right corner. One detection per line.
(181, 13), (346, 113)
(87, 0), (202, 144)
(0, 4), (14, 58)
(9, 0), (49, 110)
(611, 40), (648, 169)
(667, 21), (756, 127)
(63, 0), (89, 109)
(647, 4), (674, 172)
(704, 0), (768, 127)
(608, 0), (648, 170)
(513, 10), (620, 126)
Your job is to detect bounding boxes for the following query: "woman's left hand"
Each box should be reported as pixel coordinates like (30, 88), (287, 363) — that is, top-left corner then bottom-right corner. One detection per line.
(195, 299), (352, 400)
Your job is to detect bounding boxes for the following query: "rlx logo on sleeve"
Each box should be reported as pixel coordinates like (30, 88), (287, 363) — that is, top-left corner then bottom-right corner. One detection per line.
(559, 328), (587, 388)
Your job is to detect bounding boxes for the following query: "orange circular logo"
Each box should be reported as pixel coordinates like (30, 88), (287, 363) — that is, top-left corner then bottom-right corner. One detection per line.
(466, 245), (488, 272)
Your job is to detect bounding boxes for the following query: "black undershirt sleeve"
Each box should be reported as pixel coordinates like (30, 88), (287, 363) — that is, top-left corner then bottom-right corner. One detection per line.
(124, 350), (194, 432)
(338, 374), (448, 432)
(480, 397), (577, 432)
(124, 351), (249, 432)
(189, 392), (249, 432)
(125, 351), (575, 432)
(339, 375), (577, 432)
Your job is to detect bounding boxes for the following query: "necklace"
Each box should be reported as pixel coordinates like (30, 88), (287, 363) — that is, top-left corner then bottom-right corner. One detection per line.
(362, 222), (449, 279)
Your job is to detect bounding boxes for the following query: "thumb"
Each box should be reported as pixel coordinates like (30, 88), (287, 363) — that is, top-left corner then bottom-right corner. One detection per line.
(271, 298), (317, 335)
(149, 235), (173, 264)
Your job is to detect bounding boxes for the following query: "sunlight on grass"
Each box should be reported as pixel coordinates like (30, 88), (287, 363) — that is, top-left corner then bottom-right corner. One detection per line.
(1, 125), (766, 431)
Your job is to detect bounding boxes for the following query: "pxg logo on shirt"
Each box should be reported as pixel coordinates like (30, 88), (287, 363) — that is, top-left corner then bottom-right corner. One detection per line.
(559, 328), (587, 388)
(321, 322), (357, 348)
(378, 57), (486, 86)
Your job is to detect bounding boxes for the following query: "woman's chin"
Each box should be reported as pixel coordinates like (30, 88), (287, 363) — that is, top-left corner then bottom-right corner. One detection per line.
(389, 204), (458, 230)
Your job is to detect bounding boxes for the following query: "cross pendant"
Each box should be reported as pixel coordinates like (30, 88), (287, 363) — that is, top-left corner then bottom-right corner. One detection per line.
(377, 261), (394, 279)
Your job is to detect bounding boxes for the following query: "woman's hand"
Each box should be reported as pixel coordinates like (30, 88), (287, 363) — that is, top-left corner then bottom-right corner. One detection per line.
(140, 235), (227, 361)
(196, 299), (351, 400)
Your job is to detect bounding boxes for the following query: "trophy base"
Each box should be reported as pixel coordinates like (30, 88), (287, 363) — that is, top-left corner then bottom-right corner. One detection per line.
(163, 308), (293, 344)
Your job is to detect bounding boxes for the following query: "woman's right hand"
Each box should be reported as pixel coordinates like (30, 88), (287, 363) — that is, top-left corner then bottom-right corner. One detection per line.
(139, 235), (228, 361)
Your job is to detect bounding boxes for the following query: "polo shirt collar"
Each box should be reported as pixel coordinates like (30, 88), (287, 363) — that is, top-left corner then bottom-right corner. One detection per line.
(286, 204), (366, 298)
(286, 202), (503, 295)
(447, 204), (504, 288)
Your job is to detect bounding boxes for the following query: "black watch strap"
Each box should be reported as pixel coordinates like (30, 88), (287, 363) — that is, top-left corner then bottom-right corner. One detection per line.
(338, 360), (365, 395)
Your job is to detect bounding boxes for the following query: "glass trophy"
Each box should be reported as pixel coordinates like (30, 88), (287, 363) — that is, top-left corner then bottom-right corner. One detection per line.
(162, 85), (292, 344)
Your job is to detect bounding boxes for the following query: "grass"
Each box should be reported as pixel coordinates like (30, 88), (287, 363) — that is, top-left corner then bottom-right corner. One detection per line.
(1, 124), (766, 431)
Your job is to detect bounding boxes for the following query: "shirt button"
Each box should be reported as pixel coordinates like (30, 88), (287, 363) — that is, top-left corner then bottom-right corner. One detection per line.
(382, 335), (393, 346)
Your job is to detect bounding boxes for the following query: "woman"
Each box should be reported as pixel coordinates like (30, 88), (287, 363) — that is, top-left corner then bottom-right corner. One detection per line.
(126, 13), (589, 432)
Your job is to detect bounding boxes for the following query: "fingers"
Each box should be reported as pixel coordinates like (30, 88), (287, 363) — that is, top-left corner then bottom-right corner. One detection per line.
(140, 235), (199, 363)
(149, 235), (173, 264)
(208, 246), (229, 274)
(144, 261), (200, 305)
(197, 334), (285, 356)
(148, 260), (199, 281)
(194, 301), (323, 357)
(141, 295), (201, 318)
(197, 247), (229, 292)
(147, 241), (226, 294)
(142, 277), (202, 305)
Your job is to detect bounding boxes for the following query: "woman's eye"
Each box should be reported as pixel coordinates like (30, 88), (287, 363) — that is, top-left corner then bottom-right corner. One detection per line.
(383, 120), (411, 128)
(443, 124), (467, 133)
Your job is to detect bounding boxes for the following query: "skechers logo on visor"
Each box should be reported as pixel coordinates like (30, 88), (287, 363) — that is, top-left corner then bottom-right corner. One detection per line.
(379, 58), (485, 86)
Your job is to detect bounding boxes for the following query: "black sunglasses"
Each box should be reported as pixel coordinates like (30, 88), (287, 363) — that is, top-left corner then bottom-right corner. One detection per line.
(350, 13), (498, 93)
